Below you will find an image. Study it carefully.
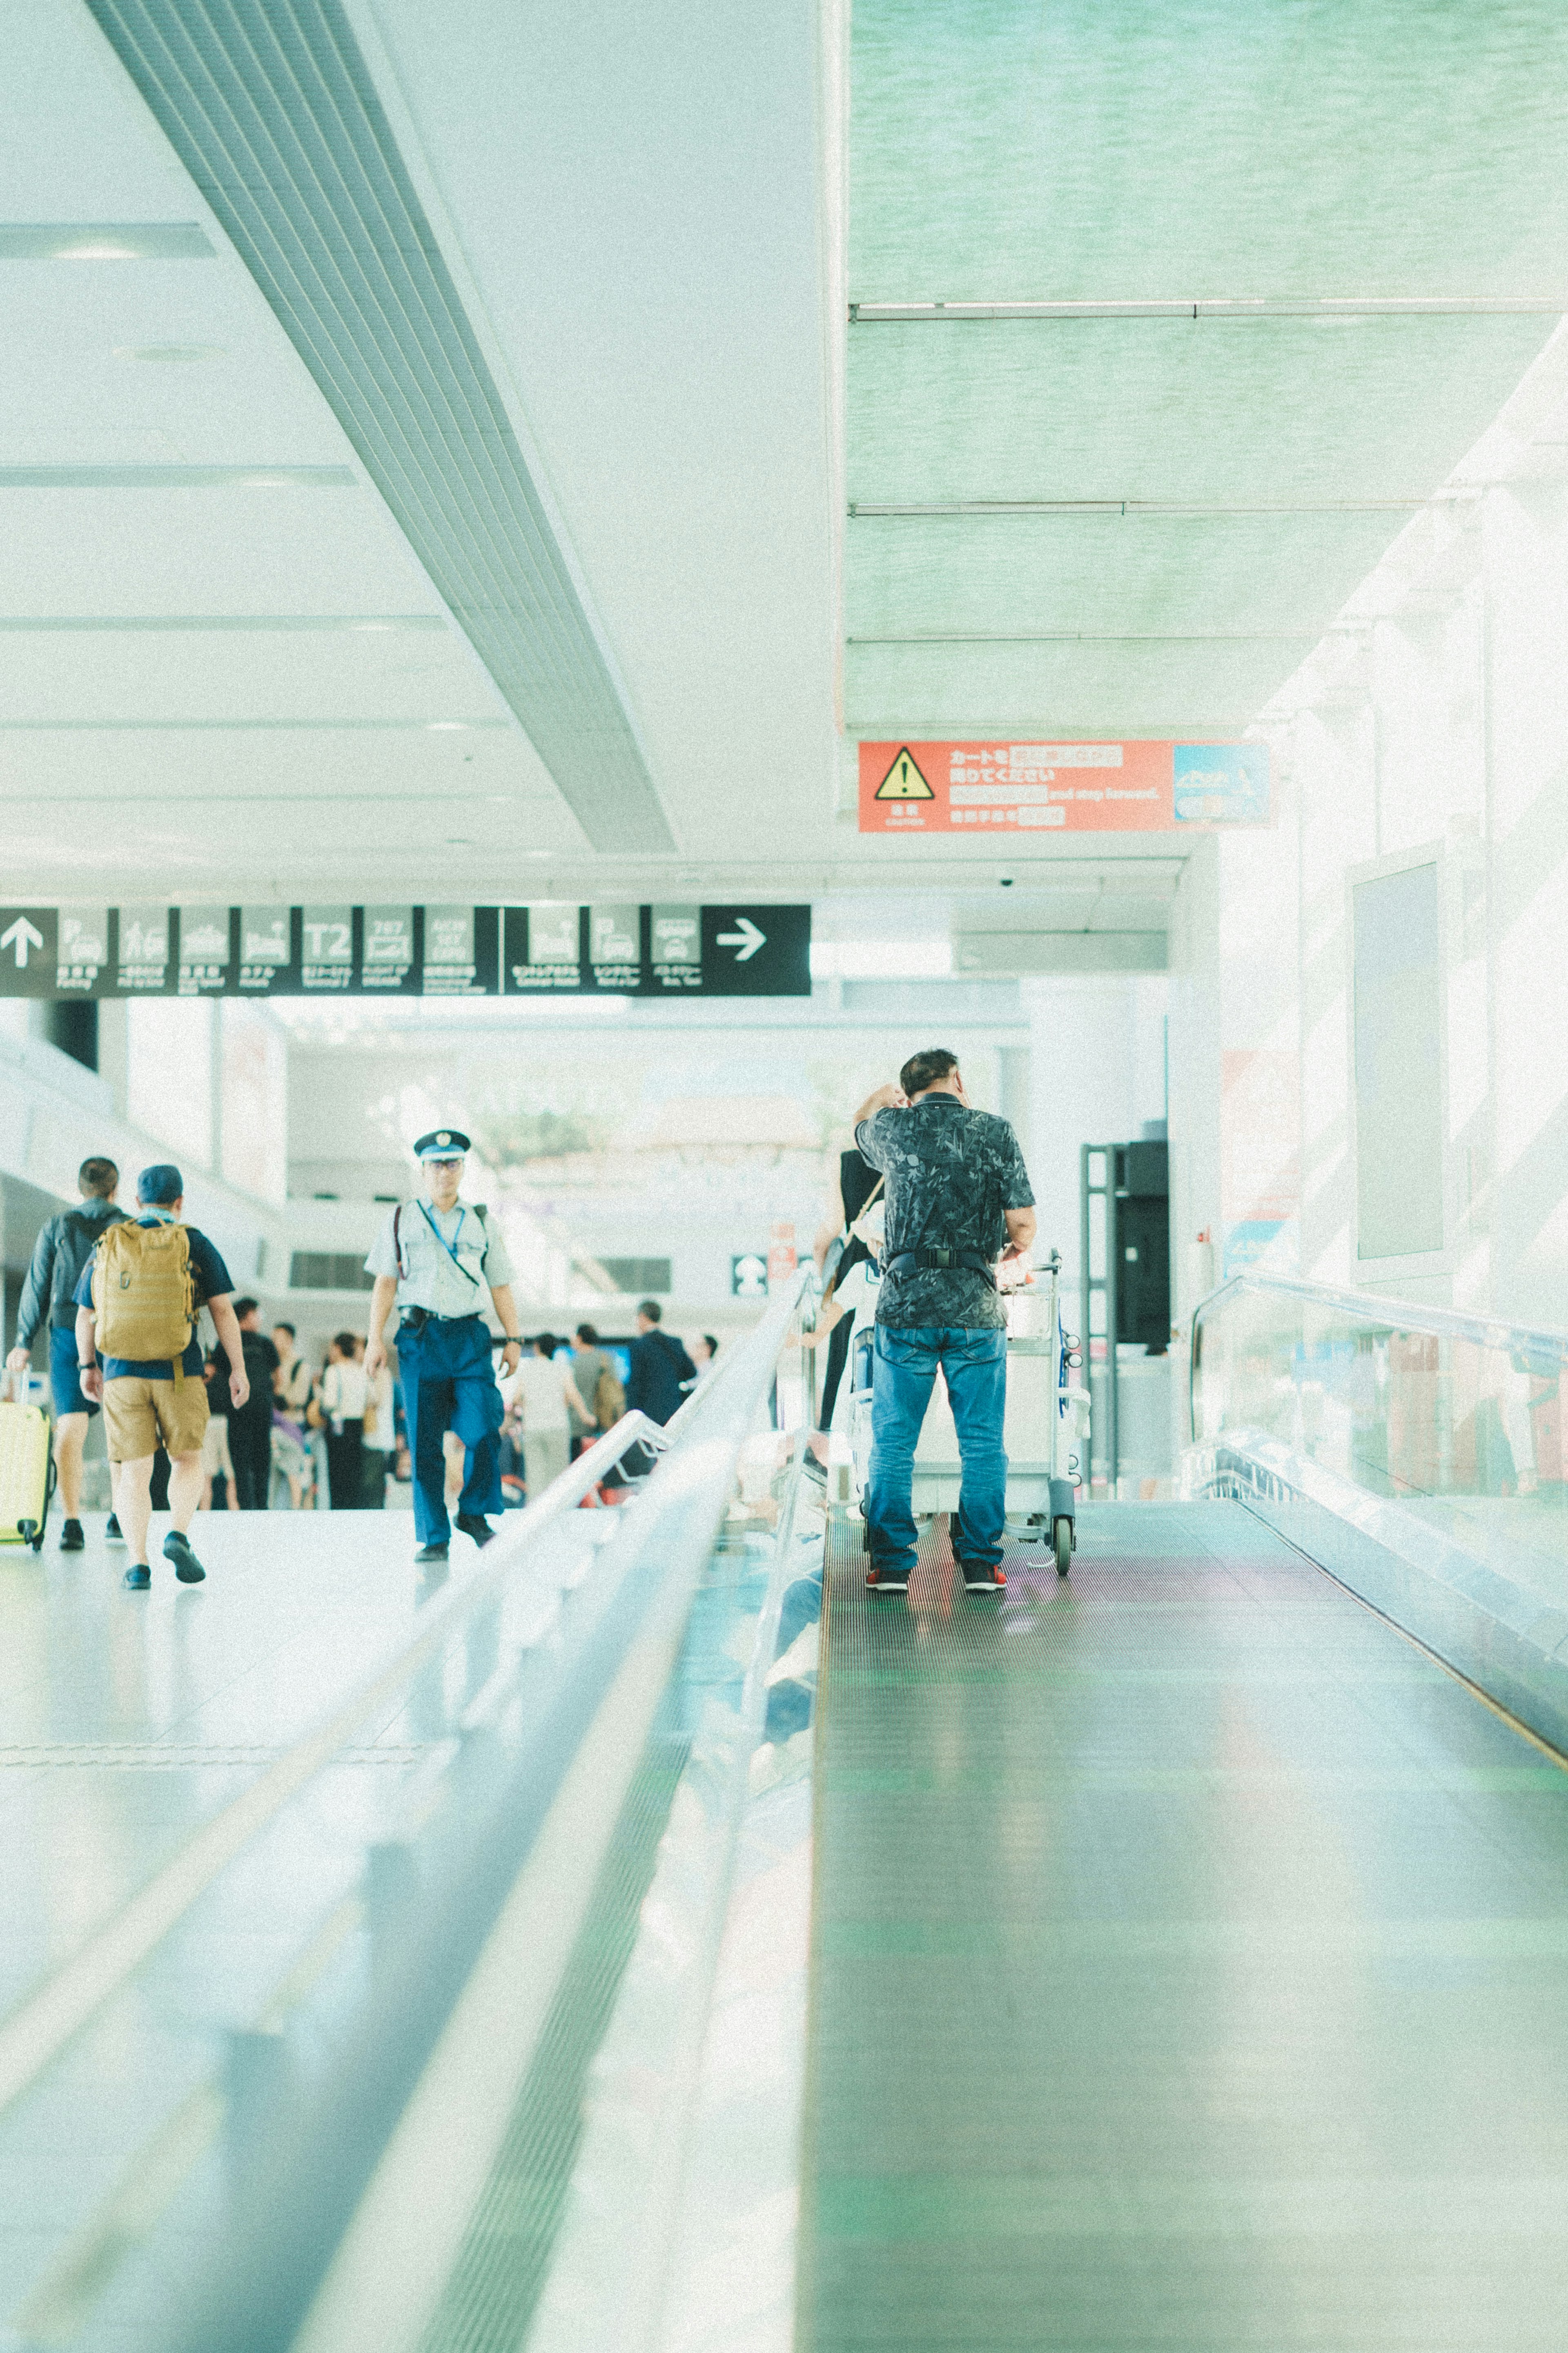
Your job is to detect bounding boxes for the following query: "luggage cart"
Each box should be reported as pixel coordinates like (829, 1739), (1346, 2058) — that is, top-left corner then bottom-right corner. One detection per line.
(848, 1249), (1089, 1576)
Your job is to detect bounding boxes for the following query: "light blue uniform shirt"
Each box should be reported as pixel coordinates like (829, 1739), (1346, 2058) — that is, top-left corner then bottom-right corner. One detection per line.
(365, 1198), (515, 1318)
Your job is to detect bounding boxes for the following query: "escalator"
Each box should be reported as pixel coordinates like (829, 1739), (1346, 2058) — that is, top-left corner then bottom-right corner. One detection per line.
(8, 1275), (1568, 2350)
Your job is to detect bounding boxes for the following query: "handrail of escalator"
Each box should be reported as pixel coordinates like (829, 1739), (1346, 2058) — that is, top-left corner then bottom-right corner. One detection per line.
(1191, 1271), (1568, 1446)
(0, 1267), (813, 2353)
(1195, 1269), (1568, 1362)
(0, 1400), (691, 2127)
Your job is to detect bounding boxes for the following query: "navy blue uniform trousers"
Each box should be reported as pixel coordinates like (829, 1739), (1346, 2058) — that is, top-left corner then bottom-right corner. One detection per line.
(396, 1314), (503, 1544)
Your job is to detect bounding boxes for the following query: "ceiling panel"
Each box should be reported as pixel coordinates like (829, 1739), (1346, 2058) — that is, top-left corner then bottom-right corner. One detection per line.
(846, 635), (1327, 738)
(0, 628), (510, 725)
(846, 510), (1417, 641)
(0, 485), (452, 618)
(85, 0), (677, 859)
(852, 0), (1568, 300)
(848, 317), (1558, 506)
(846, 0), (1568, 787)
(0, 269), (372, 462)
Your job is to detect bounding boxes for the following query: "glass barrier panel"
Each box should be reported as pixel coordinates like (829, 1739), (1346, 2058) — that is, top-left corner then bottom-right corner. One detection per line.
(1192, 1279), (1568, 1609)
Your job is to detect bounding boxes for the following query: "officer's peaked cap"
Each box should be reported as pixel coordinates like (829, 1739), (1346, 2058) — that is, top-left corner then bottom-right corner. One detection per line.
(414, 1128), (471, 1160)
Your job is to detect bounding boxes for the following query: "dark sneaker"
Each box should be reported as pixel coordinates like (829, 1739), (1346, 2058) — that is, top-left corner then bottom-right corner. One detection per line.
(105, 1512), (125, 1546)
(122, 1563), (151, 1590)
(163, 1530), (206, 1585)
(959, 1558), (1006, 1592)
(414, 1542), (450, 1564)
(58, 1519), (85, 1552)
(865, 1558), (911, 1594)
(455, 1514), (495, 1548)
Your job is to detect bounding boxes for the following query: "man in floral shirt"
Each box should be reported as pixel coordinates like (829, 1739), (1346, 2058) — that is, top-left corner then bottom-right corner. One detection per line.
(854, 1048), (1036, 1595)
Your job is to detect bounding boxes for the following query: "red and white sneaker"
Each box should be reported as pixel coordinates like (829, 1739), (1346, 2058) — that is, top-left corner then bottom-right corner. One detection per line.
(959, 1559), (1006, 1593)
(865, 1558), (911, 1594)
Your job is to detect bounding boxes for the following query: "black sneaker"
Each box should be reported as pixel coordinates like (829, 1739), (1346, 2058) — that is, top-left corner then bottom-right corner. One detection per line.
(414, 1541), (450, 1563)
(959, 1558), (1006, 1593)
(123, 1563), (151, 1590)
(58, 1519), (85, 1552)
(105, 1513), (125, 1546)
(163, 1530), (206, 1585)
(865, 1558), (911, 1594)
(455, 1514), (495, 1548)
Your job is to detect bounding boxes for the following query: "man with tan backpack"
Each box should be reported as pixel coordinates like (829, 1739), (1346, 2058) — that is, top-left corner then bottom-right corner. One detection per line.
(74, 1162), (249, 1590)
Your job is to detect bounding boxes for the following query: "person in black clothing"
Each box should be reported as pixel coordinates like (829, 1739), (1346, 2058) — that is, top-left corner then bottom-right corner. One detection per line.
(811, 1143), (882, 1441)
(229, 1298), (280, 1510)
(625, 1300), (696, 1429)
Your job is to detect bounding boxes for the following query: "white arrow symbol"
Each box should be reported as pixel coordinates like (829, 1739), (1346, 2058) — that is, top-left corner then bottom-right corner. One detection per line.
(1, 917), (45, 969)
(716, 916), (766, 962)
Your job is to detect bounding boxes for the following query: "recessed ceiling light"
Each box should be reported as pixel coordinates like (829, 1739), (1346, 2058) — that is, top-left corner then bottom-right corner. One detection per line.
(427, 720), (467, 731)
(0, 223), (215, 262)
(114, 343), (227, 362)
(445, 836), (473, 845)
(350, 620), (396, 631)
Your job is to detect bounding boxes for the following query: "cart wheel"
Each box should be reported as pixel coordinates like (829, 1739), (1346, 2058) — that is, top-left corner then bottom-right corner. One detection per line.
(1053, 1517), (1072, 1578)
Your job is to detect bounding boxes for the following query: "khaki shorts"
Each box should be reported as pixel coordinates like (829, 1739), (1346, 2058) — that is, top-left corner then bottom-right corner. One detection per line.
(103, 1375), (210, 1464)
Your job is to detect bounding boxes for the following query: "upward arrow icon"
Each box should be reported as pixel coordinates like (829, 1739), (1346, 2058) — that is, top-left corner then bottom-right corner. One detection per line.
(1, 917), (45, 969)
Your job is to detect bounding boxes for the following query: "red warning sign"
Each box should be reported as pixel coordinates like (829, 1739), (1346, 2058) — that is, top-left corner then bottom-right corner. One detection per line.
(858, 740), (1270, 834)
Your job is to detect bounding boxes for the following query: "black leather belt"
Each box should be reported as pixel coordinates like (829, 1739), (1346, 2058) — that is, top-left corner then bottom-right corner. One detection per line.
(882, 1247), (995, 1282)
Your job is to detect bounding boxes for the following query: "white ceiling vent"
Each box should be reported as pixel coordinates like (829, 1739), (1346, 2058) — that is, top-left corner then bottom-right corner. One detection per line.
(86, 0), (674, 855)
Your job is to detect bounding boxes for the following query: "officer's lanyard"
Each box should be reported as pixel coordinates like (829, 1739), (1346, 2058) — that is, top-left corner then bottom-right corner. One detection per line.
(419, 1200), (481, 1285)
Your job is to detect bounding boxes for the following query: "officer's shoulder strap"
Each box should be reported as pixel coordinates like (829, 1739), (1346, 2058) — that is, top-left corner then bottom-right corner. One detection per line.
(392, 1198), (421, 1277)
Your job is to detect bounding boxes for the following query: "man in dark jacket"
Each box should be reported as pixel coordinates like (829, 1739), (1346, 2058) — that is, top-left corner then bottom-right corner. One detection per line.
(625, 1300), (696, 1427)
(4, 1155), (127, 1551)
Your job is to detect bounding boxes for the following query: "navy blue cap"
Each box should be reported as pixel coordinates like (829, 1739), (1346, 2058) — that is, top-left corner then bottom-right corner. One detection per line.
(137, 1162), (184, 1204)
(414, 1128), (470, 1161)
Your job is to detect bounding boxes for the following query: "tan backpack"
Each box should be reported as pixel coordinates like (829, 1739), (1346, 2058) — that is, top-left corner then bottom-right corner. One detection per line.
(594, 1362), (626, 1430)
(93, 1221), (195, 1368)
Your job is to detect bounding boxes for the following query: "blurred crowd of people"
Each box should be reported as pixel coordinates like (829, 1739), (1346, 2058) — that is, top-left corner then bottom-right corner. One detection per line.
(198, 1309), (397, 1513)
(193, 1307), (717, 1514)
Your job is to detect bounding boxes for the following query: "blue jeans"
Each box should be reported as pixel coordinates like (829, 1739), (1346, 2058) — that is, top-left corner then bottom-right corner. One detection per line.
(866, 1325), (1008, 1570)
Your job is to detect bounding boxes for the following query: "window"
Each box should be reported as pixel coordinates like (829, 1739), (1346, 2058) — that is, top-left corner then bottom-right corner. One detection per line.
(289, 1251), (375, 1291)
(1353, 861), (1443, 1259)
(597, 1257), (672, 1295)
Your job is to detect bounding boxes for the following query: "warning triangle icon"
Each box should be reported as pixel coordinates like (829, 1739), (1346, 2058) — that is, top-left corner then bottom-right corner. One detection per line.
(875, 747), (933, 801)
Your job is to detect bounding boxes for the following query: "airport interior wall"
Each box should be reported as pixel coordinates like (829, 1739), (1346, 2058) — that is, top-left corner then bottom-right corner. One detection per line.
(1168, 317), (1568, 1339)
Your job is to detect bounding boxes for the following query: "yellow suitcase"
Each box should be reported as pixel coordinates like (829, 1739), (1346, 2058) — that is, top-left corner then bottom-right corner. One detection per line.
(0, 1401), (54, 1550)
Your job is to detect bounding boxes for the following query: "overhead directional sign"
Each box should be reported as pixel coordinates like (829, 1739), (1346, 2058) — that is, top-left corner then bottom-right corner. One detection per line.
(0, 905), (812, 1000)
(859, 740), (1271, 834)
(0, 908), (57, 997)
(699, 905), (811, 997)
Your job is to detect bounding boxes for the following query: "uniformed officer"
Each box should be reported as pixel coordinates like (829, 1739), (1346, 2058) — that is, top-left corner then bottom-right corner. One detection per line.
(364, 1130), (523, 1560)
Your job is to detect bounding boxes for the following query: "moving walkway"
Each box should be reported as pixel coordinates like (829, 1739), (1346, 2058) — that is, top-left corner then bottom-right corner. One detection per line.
(4, 1274), (1568, 2349)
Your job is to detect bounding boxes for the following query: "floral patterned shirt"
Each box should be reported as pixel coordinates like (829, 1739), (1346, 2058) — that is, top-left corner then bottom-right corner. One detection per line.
(854, 1094), (1034, 1330)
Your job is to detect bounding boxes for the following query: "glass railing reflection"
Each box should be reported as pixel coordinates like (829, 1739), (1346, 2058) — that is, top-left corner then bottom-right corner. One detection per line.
(1190, 1276), (1568, 1608)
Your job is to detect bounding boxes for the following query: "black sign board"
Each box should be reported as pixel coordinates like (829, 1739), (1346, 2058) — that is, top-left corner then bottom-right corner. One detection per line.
(0, 905), (812, 1000)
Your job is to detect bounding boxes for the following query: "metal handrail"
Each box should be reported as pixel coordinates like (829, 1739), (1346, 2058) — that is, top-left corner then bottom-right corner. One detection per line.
(0, 1409), (667, 2123)
(0, 1274), (812, 2353)
(169, 1266), (813, 2353)
(1194, 1271), (1568, 1367)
